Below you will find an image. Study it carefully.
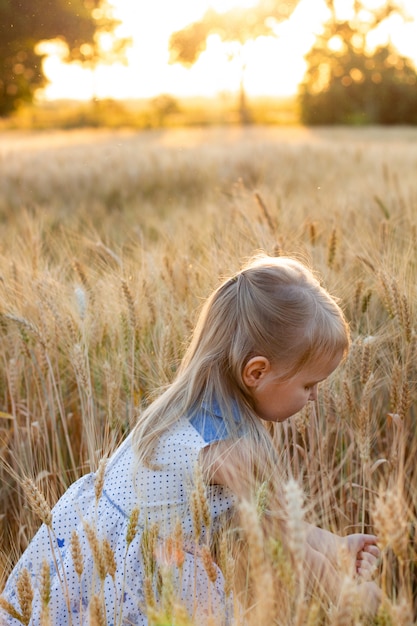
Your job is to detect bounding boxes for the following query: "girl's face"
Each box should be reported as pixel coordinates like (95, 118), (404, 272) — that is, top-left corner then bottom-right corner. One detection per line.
(246, 351), (343, 423)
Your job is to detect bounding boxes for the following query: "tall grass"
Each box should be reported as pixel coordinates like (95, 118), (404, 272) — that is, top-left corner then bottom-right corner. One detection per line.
(0, 126), (416, 623)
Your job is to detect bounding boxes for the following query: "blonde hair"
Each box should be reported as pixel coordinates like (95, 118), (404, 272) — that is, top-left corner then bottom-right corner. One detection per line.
(133, 254), (350, 466)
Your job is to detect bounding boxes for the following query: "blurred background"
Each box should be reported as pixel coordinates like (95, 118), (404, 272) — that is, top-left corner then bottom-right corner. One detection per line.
(1, 0), (417, 128)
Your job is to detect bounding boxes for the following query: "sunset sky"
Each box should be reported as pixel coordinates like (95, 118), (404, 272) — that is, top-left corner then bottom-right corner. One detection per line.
(39, 0), (417, 101)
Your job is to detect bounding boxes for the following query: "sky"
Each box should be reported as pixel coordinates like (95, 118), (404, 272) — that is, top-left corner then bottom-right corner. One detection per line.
(39, 0), (417, 101)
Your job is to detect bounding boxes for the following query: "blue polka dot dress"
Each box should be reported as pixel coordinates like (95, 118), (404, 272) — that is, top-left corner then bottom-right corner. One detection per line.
(1, 416), (236, 625)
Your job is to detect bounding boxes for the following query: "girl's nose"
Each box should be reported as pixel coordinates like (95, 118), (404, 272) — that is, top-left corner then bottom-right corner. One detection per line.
(308, 385), (318, 401)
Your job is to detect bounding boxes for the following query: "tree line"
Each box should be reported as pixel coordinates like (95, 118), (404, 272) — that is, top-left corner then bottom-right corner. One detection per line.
(1, 0), (416, 124)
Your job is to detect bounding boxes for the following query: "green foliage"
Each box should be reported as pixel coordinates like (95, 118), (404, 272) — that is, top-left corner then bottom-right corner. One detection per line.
(299, 3), (417, 125)
(149, 94), (180, 127)
(0, 0), (120, 116)
(169, 0), (300, 124)
(169, 0), (299, 64)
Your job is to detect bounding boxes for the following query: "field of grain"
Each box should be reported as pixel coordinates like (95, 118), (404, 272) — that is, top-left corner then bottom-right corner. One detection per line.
(0, 125), (416, 624)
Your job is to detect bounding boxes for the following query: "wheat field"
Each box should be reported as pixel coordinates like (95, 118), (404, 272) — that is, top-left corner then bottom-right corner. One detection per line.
(0, 125), (416, 624)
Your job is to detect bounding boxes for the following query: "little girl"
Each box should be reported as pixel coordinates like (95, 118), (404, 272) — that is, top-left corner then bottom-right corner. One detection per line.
(1, 255), (380, 625)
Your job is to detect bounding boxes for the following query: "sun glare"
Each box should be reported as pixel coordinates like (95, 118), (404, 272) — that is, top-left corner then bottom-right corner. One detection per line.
(39, 0), (417, 102)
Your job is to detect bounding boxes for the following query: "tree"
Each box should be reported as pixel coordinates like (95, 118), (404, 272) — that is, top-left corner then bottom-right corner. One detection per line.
(150, 94), (180, 127)
(299, 1), (417, 125)
(0, 0), (122, 116)
(169, 0), (300, 124)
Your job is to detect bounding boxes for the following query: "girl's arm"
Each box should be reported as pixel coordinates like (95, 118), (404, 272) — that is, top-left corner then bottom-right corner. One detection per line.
(200, 440), (381, 612)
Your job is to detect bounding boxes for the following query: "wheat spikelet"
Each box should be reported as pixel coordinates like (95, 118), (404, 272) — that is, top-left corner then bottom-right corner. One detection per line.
(390, 361), (402, 413)
(21, 477), (52, 526)
(65, 314), (80, 346)
(194, 464), (211, 530)
(284, 478), (306, 571)
(172, 518), (185, 568)
(160, 535), (185, 569)
(360, 340), (372, 385)
(219, 533), (234, 598)
(4, 313), (46, 349)
(398, 378), (411, 421)
(40, 609), (52, 626)
(106, 375), (120, 428)
(16, 568), (33, 626)
(171, 602), (193, 625)
(202, 615), (218, 626)
(361, 288), (372, 313)
(40, 560), (51, 608)
(72, 343), (90, 391)
(160, 568), (174, 621)
(327, 227), (338, 269)
(399, 294), (412, 343)
(126, 506), (140, 546)
(376, 598), (395, 626)
(142, 278), (156, 326)
(7, 356), (19, 402)
(83, 521), (107, 581)
(94, 458), (107, 503)
(72, 260), (90, 291)
(273, 240), (282, 256)
(141, 523), (159, 578)
(357, 374), (374, 463)
(353, 280), (364, 318)
(143, 576), (156, 610)
(102, 538), (117, 579)
(201, 545), (218, 583)
(89, 594), (106, 626)
(373, 487), (408, 560)
(94, 241), (122, 268)
(332, 576), (357, 626)
(306, 600), (321, 626)
(390, 278), (401, 319)
(70, 530), (84, 577)
(378, 271), (396, 318)
(238, 499), (274, 623)
(254, 191), (276, 236)
(390, 597), (414, 626)
(308, 220), (317, 246)
(255, 481), (269, 519)
(357, 254), (376, 273)
(119, 312), (131, 360)
(190, 490), (202, 542)
(342, 378), (355, 415)
(163, 255), (175, 284)
(121, 278), (137, 331)
(0, 596), (25, 623)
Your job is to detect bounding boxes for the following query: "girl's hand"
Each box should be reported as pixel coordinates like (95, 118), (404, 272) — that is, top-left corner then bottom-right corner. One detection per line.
(346, 534), (380, 579)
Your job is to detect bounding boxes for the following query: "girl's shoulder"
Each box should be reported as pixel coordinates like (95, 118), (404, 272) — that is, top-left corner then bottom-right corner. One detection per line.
(188, 398), (244, 444)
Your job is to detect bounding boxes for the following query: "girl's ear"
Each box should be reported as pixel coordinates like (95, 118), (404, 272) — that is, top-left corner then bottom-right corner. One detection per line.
(243, 356), (271, 388)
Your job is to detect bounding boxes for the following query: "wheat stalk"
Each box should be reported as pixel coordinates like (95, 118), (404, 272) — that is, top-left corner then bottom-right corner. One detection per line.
(238, 499), (274, 624)
(39, 560), (51, 626)
(89, 594), (106, 626)
(83, 521), (107, 582)
(201, 545), (218, 583)
(284, 478), (306, 575)
(126, 506), (140, 546)
(70, 530), (84, 578)
(21, 477), (52, 527)
(16, 568), (33, 626)
(327, 227), (338, 269)
(94, 458), (108, 503)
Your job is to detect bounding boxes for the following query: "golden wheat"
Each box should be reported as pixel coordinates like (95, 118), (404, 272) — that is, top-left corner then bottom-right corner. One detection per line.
(1, 126), (417, 624)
